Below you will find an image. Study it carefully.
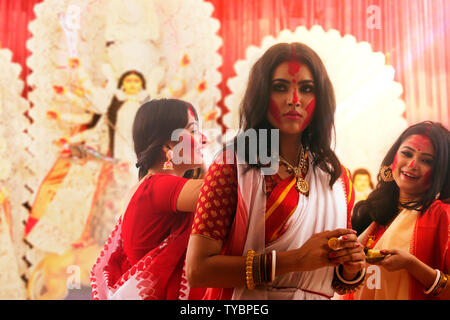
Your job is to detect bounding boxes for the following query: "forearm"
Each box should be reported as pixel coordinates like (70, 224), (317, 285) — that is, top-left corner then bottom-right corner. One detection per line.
(187, 238), (304, 288)
(406, 255), (450, 299)
(406, 256), (438, 289)
(187, 253), (247, 288)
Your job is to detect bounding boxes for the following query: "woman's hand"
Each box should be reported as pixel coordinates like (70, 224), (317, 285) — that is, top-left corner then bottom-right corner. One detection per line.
(295, 229), (360, 272)
(327, 232), (365, 279)
(376, 249), (414, 272)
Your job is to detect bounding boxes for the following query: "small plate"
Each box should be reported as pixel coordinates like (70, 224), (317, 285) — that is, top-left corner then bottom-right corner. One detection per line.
(364, 248), (385, 264)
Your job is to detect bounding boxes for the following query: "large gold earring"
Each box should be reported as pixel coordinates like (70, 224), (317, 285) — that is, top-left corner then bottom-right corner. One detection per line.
(380, 165), (393, 182)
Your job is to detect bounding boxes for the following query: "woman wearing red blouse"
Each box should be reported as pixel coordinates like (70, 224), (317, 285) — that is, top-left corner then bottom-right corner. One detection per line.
(91, 99), (206, 300)
(186, 43), (366, 300)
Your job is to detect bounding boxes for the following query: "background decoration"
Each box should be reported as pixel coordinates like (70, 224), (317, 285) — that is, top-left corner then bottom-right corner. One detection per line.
(223, 26), (408, 177)
(0, 48), (30, 299)
(20, 0), (222, 299)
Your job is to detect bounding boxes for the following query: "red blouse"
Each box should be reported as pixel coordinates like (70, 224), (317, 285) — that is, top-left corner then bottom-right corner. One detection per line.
(191, 156), (354, 244)
(191, 159), (283, 243)
(121, 173), (189, 265)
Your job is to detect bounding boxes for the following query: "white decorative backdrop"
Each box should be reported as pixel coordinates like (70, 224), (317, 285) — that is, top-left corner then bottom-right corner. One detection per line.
(0, 48), (29, 299)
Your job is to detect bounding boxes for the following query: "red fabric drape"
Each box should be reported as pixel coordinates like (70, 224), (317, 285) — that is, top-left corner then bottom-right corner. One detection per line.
(206, 0), (450, 130)
(1, 0), (449, 128)
(0, 0), (41, 98)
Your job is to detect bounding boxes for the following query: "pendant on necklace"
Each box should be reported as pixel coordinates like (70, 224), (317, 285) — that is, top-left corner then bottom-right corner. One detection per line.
(295, 177), (309, 195)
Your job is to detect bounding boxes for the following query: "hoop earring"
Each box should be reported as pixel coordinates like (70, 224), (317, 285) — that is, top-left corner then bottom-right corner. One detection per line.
(163, 149), (174, 170)
(380, 165), (393, 182)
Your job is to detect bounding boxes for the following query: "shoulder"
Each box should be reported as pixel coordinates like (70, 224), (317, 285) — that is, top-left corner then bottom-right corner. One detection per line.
(208, 151), (238, 175)
(134, 173), (188, 197)
(426, 200), (450, 218)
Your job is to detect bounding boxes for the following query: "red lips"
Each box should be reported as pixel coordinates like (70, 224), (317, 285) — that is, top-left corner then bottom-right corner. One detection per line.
(401, 170), (418, 180)
(283, 111), (302, 119)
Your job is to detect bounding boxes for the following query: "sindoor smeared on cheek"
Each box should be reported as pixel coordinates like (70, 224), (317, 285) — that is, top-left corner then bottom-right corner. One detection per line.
(269, 99), (281, 124)
(300, 98), (316, 131)
(392, 154), (398, 171)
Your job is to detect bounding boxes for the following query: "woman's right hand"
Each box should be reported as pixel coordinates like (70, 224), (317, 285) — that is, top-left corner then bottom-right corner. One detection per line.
(294, 228), (358, 272)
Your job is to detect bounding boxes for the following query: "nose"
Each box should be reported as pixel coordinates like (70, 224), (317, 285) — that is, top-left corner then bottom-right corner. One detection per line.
(408, 159), (416, 169)
(287, 89), (301, 107)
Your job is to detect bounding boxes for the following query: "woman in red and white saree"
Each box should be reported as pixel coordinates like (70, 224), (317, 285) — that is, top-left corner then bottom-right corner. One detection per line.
(186, 43), (366, 300)
(350, 121), (450, 300)
(90, 99), (206, 300)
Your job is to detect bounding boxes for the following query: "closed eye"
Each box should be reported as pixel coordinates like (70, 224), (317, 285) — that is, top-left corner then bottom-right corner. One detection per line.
(421, 158), (433, 165)
(401, 150), (413, 158)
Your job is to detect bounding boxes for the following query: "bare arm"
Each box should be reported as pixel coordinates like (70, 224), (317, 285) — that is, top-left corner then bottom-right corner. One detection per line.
(176, 179), (203, 212)
(379, 249), (450, 299)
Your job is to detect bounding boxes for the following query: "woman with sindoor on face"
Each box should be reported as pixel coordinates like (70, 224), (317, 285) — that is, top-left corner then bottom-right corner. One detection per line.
(90, 98), (206, 300)
(186, 42), (366, 300)
(351, 121), (450, 300)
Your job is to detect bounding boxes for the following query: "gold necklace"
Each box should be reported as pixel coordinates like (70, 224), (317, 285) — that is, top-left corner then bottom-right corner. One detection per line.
(279, 147), (309, 196)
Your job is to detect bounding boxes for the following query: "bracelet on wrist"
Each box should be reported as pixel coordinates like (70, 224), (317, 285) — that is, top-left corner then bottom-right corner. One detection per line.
(245, 250), (276, 290)
(332, 265), (366, 295)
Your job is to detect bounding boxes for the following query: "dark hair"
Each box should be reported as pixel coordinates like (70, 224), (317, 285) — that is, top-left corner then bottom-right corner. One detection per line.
(133, 98), (198, 179)
(234, 42), (341, 187)
(352, 168), (374, 189)
(352, 121), (450, 234)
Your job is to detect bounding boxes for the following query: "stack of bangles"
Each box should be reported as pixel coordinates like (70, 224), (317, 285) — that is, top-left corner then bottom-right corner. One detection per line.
(331, 265), (366, 295)
(424, 270), (449, 297)
(245, 250), (276, 290)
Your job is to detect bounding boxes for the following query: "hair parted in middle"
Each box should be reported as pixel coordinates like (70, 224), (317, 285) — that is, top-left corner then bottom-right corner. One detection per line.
(235, 42), (341, 187)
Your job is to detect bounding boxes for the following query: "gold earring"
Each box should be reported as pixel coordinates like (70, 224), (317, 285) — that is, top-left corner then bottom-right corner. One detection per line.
(380, 165), (393, 182)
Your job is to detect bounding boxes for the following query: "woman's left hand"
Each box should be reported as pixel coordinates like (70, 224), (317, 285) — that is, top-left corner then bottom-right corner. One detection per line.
(376, 249), (413, 272)
(328, 233), (365, 279)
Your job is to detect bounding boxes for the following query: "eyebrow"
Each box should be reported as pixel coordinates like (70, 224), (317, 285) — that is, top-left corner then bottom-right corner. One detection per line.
(272, 78), (314, 84)
(402, 146), (434, 158)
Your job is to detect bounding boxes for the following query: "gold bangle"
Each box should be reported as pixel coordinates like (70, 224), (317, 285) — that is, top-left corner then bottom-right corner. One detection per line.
(245, 250), (256, 290)
(431, 273), (449, 297)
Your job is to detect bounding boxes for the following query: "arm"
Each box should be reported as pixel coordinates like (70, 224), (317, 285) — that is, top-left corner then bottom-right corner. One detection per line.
(176, 179), (203, 212)
(186, 229), (360, 288)
(378, 249), (450, 299)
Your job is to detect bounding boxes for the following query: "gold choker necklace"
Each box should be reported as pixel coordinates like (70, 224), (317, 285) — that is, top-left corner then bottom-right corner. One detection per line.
(279, 147), (309, 196)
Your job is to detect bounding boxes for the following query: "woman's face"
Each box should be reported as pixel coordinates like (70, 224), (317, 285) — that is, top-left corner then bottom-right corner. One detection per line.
(267, 60), (316, 135)
(392, 134), (435, 199)
(171, 109), (204, 170)
(354, 174), (371, 192)
(121, 73), (143, 95)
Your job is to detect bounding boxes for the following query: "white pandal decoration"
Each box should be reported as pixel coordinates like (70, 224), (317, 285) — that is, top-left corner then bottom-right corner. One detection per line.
(223, 26), (408, 179)
(24, 0), (222, 299)
(0, 48), (30, 299)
